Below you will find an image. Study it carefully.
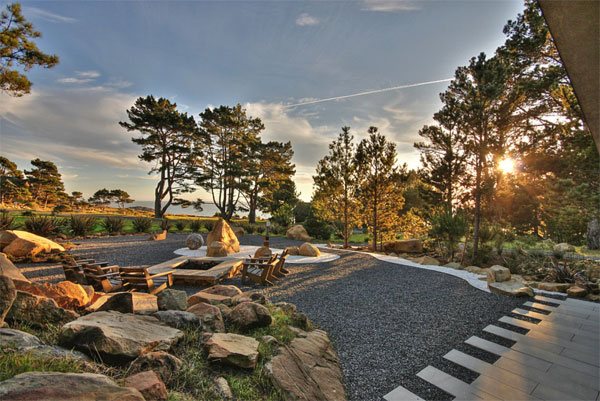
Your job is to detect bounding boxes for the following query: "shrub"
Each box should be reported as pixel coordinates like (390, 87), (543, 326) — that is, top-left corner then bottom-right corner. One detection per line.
(175, 221), (187, 232)
(0, 211), (19, 230)
(270, 204), (294, 227)
(430, 210), (469, 259)
(24, 215), (64, 237)
(189, 219), (203, 232)
(101, 216), (124, 234)
(240, 222), (261, 234)
(52, 204), (70, 215)
(304, 214), (334, 241)
(203, 220), (214, 231)
(132, 217), (152, 233)
(68, 215), (97, 236)
(21, 210), (34, 217)
(160, 219), (171, 231)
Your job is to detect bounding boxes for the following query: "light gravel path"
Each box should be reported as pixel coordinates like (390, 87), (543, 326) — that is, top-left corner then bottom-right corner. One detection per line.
(17, 234), (525, 401)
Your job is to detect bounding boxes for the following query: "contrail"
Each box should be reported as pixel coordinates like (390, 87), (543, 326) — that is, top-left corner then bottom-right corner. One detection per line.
(283, 78), (453, 108)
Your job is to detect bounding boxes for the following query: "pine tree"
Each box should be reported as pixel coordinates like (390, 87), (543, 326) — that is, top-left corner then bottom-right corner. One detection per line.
(0, 156), (29, 204)
(24, 159), (66, 208)
(120, 95), (198, 218)
(313, 126), (361, 248)
(355, 127), (404, 250)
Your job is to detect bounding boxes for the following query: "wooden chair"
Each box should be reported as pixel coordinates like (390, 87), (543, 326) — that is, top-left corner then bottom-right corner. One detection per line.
(62, 259), (109, 285)
(82, 263), (123, 292)
(118, 267), (174, 295)
(241, 258), (278, 286)
(272, 249), (290, 278)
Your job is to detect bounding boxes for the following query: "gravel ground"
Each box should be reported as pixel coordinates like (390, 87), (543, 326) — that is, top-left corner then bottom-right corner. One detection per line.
(17, 234), (527, 401)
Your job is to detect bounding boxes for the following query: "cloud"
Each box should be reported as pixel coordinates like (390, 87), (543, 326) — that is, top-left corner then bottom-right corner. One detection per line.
(23, 6), (77, 23)
(361, 0), (421, 12)
(295, 13), (319, 26)
(57, 70), (101, 85)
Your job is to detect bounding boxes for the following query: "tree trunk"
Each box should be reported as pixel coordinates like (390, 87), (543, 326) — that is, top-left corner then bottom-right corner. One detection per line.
(472, 159), (482, 260)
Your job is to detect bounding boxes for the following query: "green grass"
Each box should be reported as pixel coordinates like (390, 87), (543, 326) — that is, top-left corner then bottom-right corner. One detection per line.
(0, 349), (86, 381)
(329, 232), (370, 244)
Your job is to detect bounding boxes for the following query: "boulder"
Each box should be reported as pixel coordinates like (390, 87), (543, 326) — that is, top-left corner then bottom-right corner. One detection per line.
(207, 241), (228, 257)
(14, 280), (90, 309)
(0, 327), (43, 349)
(554, 243), (575, 254)
(204, 333), (259, 369)
(254, 246), (272, 258)
(382, 239), (423, 254)
(0, 276), (16, 326)
(266, 329), (346, 401)
(188, 291), (232, 306)
(538, 282), (571, 293)
(299, 243), (321, 257)
(444, 262), (463, 269)
(286, 225), (311, 241)
(217, 304), (232, 320)
(487, 265), (511, 283)
(214, 377), (233, 400)
(129, 351), (183, 383)
(285, 246), (300, 255)
(3, 238), (47, 258)
(0, 253), (29, 284)
(0, 230), (65, 253)
(413, 256), (440, 266)
(124, 370), (168, 401)
(153, 310), (201, 328)
(201, 284), (243, 297)
(231, 226), (245, 237)
(186, 233), (204, 250)
(58, 311), (183, 363)
(0, 372), (145, 401)
(466, 265), (487, 274)
(186, 302), (225, 332)
(567, 286), (588, 297)
(149, 230), (168, 241)
(97, 292), (158, 314)
(488, 277), (534, 298)
(157, 289), (188, 311)
(6, 291), (79, 326)
(229, 302), (272, 331)
(273, 301), (297, 315)
(206, 219), (240, 256)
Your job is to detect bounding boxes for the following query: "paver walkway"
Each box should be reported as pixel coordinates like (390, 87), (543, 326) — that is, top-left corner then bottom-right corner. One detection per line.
(385, 295), (600, 401)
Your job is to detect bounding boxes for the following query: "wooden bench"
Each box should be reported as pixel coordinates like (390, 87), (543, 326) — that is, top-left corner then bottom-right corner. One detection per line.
(119, 266), (174, 295)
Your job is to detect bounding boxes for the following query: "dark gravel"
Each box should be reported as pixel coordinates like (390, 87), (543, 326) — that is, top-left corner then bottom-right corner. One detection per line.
(17, 234), (528, 401)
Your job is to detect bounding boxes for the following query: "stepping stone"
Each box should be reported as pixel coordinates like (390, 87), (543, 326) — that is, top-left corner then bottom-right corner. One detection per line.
(416, 366), (470, 397)
(383, 385), (424, 401)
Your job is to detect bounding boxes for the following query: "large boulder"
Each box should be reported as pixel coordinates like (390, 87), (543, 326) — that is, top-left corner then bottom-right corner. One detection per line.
(201, 284), (243, 297)
(186, 302), (225, 332)
(538, 282), (571, 293)
(488, 275), (534, 298)
(229, 302), (272, 331)
(487, 265), (511, 283)
(14, 280), (90, 309)
(0, 252), (30, 283)
(0, 230), (65, 253)
(6, 291), (79, 326)
(0, 276), (16, 326)
(286, 225), (311, 241)
(124, 370), (168, 401)
(97, 292), (158, 314)
(153, 310), (201, 328)
(413, 256), (440, 266)
(383, 239), (423, 254)
(129, 351), (183, 383)
(204, 333), (259, 369)
(206, 219), (240, 257)
(266, 329), (346, 401)
(285, 246), (300, 255)
(58, 311), (183, 363)
(207, 241), (228, 257)
(554, 243), (575, 254)
(254, 246), (272, 258)
(188, 285), (242, 307)
(157, 288), (188, 311)
(3, 238), (47, 258)
(299, 243), (321, 257)
(0, 372), (145, 401)
(186, 233), (204, 250)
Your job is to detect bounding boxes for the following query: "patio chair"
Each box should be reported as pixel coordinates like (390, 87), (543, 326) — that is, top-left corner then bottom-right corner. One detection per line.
(118, 266), (174, 295)
(272, 249), (290, 278)
(82, 263), (123, 292)
(241, 258), (278, 286)
(62, 259), (109, 285)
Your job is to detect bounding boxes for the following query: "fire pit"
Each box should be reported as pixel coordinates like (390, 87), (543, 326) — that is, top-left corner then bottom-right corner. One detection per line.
(148, 257), (243, 285)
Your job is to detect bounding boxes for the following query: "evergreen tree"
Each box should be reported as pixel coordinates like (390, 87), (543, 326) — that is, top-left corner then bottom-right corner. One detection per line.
(313, 126), (360, 248)
(0, 3), (59, 96)
(355, 127), (404, 250)
(24, 158), (66, 208)
(196, 104), (265, 221)
(0, 156), (29, 204)
(111, 189), (134, 208)
(120, 95), (198, 218)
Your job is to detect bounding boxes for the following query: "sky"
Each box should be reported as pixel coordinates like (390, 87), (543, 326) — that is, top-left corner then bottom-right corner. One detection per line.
(0, 0), (524, 205)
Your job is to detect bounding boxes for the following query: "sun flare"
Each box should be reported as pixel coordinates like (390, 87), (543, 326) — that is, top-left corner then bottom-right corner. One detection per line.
(499, 157), (516, 174)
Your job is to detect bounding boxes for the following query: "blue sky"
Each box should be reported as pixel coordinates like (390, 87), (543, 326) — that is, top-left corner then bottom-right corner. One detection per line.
(0, 0), (523, 203)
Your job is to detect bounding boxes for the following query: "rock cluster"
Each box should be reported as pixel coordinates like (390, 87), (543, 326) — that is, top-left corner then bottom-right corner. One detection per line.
(0, 230), (65, 258)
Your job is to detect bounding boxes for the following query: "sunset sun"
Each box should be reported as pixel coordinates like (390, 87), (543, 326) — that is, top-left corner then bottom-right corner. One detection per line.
(499, 157), (516, 174)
